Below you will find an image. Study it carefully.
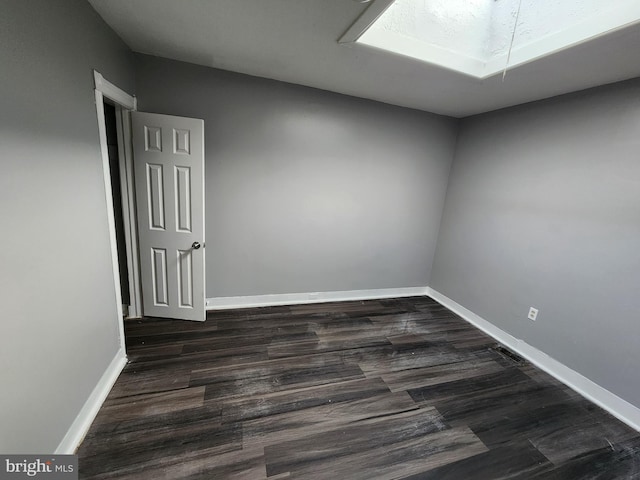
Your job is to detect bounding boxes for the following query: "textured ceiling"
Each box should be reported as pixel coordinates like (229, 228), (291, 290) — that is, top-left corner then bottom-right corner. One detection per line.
(87, 0), (640, 117)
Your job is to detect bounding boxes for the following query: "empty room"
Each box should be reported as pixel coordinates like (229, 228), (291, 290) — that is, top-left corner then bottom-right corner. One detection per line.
(1, 0), (639, 478)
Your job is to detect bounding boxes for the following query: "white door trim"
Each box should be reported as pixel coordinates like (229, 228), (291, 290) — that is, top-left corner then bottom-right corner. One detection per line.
(114, 106), (143, 319)
(93, 71), (139, 357)
(94, 90), (126, 354)
(94, 71), (136, 110)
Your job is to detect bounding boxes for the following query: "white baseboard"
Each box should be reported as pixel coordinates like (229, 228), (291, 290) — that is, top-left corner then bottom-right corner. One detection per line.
(427, 287), (640, 433)
(207, 286), (429, 310)
(55, 348), (127, 454)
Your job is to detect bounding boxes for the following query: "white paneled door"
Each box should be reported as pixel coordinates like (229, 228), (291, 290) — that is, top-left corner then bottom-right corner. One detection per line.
(132, 112), (205, 321)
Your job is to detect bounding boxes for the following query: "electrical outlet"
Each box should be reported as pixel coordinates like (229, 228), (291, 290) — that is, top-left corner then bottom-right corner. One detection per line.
(528, 307), (538, 321)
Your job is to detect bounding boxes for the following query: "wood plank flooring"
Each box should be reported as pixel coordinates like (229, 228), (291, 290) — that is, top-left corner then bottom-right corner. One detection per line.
(77, 296), (640, 479)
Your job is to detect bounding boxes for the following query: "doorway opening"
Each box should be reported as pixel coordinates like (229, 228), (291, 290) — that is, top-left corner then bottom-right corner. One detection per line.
(103, 101), (133, 316)
(99, 96), (143, 322)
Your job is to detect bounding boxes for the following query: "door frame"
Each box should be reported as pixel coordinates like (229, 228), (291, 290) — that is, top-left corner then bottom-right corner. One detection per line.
(93, 71), (141, 352)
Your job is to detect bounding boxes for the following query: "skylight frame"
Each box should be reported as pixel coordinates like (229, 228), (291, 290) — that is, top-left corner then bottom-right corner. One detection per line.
(340, 0), (640, 79)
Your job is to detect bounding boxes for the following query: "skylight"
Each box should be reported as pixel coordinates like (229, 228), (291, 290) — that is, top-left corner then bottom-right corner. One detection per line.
(342, 0), (640, 78)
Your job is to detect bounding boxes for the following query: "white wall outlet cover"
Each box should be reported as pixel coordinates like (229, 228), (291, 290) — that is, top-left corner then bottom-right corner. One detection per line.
(528, 307), (539, 321)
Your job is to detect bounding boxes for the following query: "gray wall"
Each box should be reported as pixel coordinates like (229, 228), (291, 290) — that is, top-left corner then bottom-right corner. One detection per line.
(135, 54), (458, 298)
(0, 0), (134, 452)
(431, 79), (640, 408)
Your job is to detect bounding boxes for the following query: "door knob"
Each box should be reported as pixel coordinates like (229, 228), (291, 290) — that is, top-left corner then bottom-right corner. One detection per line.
(192, 241), (201, 250)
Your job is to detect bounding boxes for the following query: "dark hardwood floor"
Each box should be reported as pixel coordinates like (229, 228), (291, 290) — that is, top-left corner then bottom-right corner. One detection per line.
(77, 296), (640, 479)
